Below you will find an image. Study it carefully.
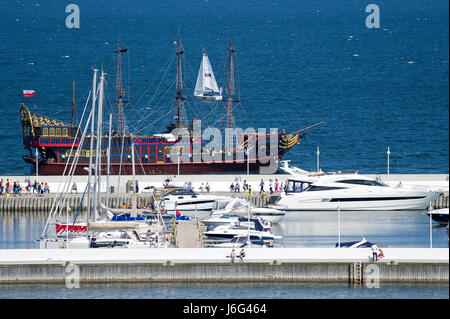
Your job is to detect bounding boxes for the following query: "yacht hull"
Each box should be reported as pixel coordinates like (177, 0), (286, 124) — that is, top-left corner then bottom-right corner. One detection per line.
(276, 191), (442, 211)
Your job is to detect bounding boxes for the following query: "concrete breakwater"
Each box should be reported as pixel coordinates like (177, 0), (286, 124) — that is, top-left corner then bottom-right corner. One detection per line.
(0, 192), (278, 213)
(0, 248), (447, 284)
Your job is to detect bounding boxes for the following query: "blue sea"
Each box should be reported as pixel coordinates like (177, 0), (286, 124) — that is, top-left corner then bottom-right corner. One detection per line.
(0, 0), (448, 175)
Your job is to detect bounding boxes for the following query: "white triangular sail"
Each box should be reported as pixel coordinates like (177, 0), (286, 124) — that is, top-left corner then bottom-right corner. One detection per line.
(194, 50), (221, 99)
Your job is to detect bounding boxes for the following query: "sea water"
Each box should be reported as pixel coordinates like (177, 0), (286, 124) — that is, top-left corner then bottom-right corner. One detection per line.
(0, 0), (448, 300)
(0, 0), (448, 175)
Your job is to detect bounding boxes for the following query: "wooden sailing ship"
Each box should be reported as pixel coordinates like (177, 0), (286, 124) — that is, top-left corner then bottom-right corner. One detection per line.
(20, 38), (324, 175)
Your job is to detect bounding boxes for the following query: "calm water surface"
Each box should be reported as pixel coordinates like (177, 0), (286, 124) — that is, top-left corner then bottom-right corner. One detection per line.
(0, 282), (448, 299)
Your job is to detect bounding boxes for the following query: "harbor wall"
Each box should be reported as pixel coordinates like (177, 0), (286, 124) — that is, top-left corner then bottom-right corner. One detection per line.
(0, 262), (447, 284)
(0, 248), (447, 284)
(0, 192), (281, 213)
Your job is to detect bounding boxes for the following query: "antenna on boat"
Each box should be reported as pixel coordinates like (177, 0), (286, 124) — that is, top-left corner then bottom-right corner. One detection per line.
(115, 38), (129, 136)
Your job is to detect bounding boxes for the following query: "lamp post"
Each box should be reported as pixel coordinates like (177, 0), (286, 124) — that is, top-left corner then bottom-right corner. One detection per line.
(429, 202), (433, 248)
(246, 149), (249, 178)
(387, 146), (391, 184)
(316, 146), (320, 172)
(177, 149), (180, 178)
(337, 204), (341, 248)
(35, 147), (38, 179)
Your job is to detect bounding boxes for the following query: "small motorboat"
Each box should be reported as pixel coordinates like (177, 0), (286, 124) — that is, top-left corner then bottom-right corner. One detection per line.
(426, 208), (449, 226)
(210, 197), (285, 223)
(204, 218), (281, 241)
(211, 235), (270, 248)
(203, 214), (271, 230)
(336, 238), (375, 248)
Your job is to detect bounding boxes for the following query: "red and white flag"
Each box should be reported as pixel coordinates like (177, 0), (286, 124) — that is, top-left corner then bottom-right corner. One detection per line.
(23, 90), (35, 97)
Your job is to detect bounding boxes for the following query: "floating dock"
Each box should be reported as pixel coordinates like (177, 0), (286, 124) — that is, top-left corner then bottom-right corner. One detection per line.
(0, 248), (447, 284)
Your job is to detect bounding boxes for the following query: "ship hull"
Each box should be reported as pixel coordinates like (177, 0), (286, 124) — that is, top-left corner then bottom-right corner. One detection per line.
(26, 158), (278, 175)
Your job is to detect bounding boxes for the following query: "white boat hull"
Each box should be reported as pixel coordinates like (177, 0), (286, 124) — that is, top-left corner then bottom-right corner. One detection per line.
(275, 190), (442, 211)
(194, 94), (222, 100)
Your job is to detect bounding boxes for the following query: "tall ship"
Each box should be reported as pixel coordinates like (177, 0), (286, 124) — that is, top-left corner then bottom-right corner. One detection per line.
(20, 38), (324, 175)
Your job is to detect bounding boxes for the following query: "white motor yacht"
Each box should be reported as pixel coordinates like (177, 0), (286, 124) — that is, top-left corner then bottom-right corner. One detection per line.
(210, 197), (285, 223)
(211, 235), (270, 248)
(275, 174), (442, 211)
(204, 218), (282, 241)
(157, 188), (228, 218)
(203, 214), (272, 230)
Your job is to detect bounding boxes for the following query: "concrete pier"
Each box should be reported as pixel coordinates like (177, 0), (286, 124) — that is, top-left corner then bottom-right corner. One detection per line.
(0, 248), (447, 284)
(0, 193), (156, 213)
(174, 220), (203, 248)
(1, 174), (448, 214)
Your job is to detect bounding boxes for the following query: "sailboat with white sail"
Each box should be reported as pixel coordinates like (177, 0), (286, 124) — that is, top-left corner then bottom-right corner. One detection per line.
(194, 50), (222, 100)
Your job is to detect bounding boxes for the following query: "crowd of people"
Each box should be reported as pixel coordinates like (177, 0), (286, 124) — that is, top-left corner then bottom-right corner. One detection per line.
(230, 178), (287, 196)
(184, 181), (211, 193)
(0, 178), (51, 196)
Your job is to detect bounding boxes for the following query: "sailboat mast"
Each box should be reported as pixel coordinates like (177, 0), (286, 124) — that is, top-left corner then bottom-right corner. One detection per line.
(227, 40), (235, 129)
(106, 113), (112, 209)
(176, 34), (184, 127)
(87, 69), (98, 223)
(131, 135), (137, 218)
(94, 70), (105, 221)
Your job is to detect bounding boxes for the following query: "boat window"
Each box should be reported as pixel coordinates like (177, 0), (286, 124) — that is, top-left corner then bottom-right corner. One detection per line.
(42, 128), (48, 136)
(233, 202), (245, 208)
(304, 186), (346, 191)
(49, 128), (55, 136)
(286, 180), (311, 193)
(182, 189), (197, 195)
(55, 128), (61, 136)
(336, 179), (388, 187)
(62, 128), (68, 136)
(169, 189), (183, 196)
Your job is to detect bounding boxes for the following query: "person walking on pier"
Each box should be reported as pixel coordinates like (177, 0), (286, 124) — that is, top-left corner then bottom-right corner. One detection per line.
(228, 249), (236, 263)
(259, 179), (265, 194)
(238, 249), (246, 262)
(32, 180), (38, 194)
(371, 243), (378, 262)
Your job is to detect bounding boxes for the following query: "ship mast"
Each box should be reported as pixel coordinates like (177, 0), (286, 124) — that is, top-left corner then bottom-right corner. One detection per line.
(175, 34), (185, 127)
(71, 80), (76, 125)
(226, 40), (237, 129)
(115, 39), (128, 136)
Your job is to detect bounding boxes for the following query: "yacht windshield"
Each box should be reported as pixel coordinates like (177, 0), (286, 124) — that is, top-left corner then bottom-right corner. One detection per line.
(304, 185), (347, 191)
(336, 179), (389, 187)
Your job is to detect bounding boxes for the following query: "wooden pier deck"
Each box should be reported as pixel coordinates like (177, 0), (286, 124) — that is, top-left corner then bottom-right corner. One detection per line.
(174, 219), (203, 248)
